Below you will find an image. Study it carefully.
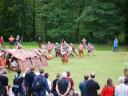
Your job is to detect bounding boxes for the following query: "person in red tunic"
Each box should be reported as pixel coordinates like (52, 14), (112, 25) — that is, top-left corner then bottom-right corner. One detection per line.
(61, 41), (68, 64)
(8, 35), (15, 49)
(0, 36), (5, 49)
(100, 78), (115, 96)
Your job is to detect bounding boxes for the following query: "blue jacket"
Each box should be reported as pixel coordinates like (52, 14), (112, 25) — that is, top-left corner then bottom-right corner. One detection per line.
(79, 80), (88, 96)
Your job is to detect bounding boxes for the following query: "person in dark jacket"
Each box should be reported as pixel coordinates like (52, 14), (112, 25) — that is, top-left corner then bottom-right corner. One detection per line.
(79, 75), (89, 96)
(87, 73), (100, 96)
(24, 67), (36, 96)
(32, 68), (50, 96)
(52, 73), (61, 96)
(56, 72), (71, 96)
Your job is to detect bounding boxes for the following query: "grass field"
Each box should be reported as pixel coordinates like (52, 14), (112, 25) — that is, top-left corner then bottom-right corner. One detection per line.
(5, 42), (128, 92)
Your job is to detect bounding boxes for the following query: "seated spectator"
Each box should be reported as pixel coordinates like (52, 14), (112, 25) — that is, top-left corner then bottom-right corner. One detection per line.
(79, 75), (89, 96)
(0, 69), (8, 96)
(115, 77), (128, 96)
(52, 73), (61, 96)
(56, 72), (71, 96)
(100, 78), (115, 96)
(87, 73), (100, 96)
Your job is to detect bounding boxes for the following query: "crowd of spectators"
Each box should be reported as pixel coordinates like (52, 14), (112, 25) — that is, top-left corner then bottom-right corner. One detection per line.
(0, 66), (128, 96)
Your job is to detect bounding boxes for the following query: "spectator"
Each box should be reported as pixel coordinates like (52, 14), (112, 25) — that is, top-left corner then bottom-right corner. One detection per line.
(79, 75), (89, 96)
(44, 73), (52, 96)
(113, 38), (118, 52)
(0, 69), (9, 96)
(56, 72), (71, 96)
(115, 77), (128, 96)
(101, 78), (115, 96)
(66, 71), (75, 96)
(52, 73), (61, 96)
(8, 35), (15, 49)
(87, 73), (100, 96)
(16, 35), (21, 46)
(32, 68), (50, 96)
(0, 36), (5, 50)
(12, 69), (25, 96)
(24, 67), (35, 96)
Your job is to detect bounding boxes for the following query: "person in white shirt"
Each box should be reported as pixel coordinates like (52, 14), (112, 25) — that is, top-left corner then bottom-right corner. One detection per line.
(115, 77), (128, 96)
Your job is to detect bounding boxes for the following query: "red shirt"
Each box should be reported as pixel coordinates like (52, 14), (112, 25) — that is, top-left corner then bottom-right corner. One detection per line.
(101, 85), (115, 96)
(0, 38), (4, 44)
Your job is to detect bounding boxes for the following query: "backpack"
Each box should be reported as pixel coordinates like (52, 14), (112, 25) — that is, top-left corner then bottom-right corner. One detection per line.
(12, 75), (21, 93)
(32, 75), (43, 92)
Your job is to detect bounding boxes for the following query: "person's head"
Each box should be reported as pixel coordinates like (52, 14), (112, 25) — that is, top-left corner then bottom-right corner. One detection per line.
(66, 71), (70, 77)
(39, 68), (44, 74)
(44, 73), (49, 79)
(16, 69), (21, 74)
(124, 68), (128, 77)
(107, 78), (113, 86)
(124, 77), (128, 85)
(90, 73), (95, 79)
(56, 73), (61, 79)
(30, 67), (35, 72)
(61, 72), (67, 78)
(84, 75), (89, 80)
(2, 69), (7, 75)
(0, 36), (3, 39)
(118, 77), (124, 84)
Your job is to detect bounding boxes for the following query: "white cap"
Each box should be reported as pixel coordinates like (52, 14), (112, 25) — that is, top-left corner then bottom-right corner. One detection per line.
(61, 72), (67, 78)
(118, 76), (125, 83)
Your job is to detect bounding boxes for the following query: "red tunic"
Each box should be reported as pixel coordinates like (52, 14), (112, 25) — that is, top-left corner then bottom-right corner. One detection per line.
(101, 85), (115, 96)
(0, 38), (4, 44)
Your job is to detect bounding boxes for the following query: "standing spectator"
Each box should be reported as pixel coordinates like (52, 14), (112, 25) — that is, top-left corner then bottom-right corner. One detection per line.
(8, 35), (15, 49)
(16, 35), (21, 46)
(0, 69), (9, 96)
(38, 36), (42, 48)
(79, 75), (89, 96)
(24, 67), (35, 96)
(101, 78), (115, 96)
(87, 73), (100, 96)
(32, 68), (50, 96)
(44, 73), (52, 96)
(115, 77), (128, 96)
(12, 69), (25, 96)
(56, 72), (71, 96)
(52, 73), (61, 96)
(66, 71), (75, 96)
(0, 36), (5, 50)
(113, 38), (118, 52)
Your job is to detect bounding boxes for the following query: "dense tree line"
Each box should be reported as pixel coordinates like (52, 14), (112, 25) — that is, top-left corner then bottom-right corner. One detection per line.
(0, 0), (128, 44)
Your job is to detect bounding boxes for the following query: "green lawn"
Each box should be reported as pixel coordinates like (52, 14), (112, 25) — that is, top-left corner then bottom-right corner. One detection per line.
(6, 43), (128, 92)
